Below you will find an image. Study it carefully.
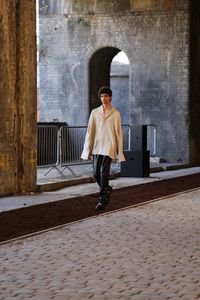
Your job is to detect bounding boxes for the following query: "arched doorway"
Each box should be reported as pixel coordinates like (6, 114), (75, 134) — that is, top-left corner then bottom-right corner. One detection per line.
(89, 47), (130, 124)
(89, 47), (121, 111)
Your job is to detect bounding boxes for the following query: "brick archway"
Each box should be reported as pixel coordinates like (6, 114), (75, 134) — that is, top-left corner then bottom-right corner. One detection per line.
(89, 47), (120, 111)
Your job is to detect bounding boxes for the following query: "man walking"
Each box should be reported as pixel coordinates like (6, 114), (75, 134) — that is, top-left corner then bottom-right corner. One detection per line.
(81, 86), (125, 210)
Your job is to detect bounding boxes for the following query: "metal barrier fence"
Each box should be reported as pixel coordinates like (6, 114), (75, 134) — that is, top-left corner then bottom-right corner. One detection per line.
(37, 125), (59, 167)
(59, 125), (131, 173)
(59, 126), (90, 175)
(37, 124), (157, 176)
(60, 126), (90, 167)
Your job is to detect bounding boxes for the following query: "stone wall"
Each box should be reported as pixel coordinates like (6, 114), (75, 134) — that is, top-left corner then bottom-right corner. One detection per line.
(0, 1), (37, 196)
(110, 63), (129, 125)
(38, 0), (197, 163)
(0, 0), (199, 197)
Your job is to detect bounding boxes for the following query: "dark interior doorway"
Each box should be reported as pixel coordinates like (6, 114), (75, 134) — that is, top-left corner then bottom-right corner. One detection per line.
(89, 47), (120, 111)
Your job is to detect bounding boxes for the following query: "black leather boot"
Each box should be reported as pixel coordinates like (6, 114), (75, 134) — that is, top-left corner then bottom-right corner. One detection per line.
(95, 186), (112, 210)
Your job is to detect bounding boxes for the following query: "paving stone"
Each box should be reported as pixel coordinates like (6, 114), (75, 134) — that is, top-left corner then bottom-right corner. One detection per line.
(0, 188), (200, 299)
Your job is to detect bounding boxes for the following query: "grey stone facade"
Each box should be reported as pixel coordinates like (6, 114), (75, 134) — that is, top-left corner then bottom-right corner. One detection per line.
(110, 63), (129, 125)
(38, 0), (199, 163)
(0, 0), (199, 196)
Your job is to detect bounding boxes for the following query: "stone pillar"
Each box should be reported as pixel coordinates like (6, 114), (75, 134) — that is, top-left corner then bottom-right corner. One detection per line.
(0, 0), (37, 196)
(189, 4), (200, 165)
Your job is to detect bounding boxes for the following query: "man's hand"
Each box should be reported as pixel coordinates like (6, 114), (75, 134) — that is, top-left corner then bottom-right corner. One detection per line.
(88, 153), (93, 160)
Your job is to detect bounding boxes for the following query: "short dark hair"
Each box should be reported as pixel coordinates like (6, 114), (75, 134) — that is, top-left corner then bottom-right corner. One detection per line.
(98, 86), (112, 97)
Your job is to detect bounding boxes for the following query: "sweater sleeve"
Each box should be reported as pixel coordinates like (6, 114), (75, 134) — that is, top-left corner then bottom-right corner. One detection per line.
(115, 112), (126, 162)
(81, 111), (95, 160)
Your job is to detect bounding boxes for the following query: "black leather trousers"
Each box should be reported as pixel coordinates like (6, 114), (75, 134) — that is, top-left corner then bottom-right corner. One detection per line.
(93, 155), (112, 194)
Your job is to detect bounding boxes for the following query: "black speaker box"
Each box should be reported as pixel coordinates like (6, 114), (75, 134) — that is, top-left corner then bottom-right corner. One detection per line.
(130, 125), (147, 152)
(120, 150), (150, 177)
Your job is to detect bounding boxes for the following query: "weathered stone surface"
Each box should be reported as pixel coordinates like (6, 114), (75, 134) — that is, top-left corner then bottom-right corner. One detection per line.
(0, 1), (37, 196)
(38, 0), (200, 163)
(1, 189), (200, 299)
(0, 0), (199, 196)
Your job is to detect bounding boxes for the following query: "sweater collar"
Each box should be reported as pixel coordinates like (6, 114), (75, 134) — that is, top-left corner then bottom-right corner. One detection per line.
(100, 105), (114, 118)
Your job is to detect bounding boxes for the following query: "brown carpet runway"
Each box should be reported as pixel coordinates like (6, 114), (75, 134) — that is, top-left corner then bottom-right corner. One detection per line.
(0, 173), (200, 242)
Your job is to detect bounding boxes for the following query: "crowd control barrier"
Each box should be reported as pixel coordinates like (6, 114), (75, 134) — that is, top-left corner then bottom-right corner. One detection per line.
(37, 125), (59, 167)
(37, 124), (156, 176)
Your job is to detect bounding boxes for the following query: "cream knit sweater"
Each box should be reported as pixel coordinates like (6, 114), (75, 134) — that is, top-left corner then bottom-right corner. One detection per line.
(81, 106), (125, 162)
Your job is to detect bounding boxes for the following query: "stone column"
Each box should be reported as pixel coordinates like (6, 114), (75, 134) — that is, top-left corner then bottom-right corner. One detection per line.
(0, 0), (37, 196)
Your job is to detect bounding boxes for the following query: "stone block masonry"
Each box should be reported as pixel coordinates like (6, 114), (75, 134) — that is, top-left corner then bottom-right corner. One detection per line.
(38, 0), (197, 163)
(0, 0), (199, 196)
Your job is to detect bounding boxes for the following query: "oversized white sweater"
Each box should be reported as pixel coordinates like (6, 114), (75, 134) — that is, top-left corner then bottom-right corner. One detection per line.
(81, 106), (125, 162)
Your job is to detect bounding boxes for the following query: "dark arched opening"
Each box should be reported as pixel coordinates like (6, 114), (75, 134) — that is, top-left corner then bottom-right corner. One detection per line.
(89, 47), (120, 111)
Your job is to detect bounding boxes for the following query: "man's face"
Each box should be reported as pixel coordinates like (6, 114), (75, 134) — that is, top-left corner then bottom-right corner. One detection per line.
(100, 93), (112, 105)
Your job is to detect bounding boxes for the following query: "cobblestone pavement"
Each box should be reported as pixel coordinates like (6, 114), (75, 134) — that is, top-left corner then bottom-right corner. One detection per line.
(1, 189), (200, 300)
